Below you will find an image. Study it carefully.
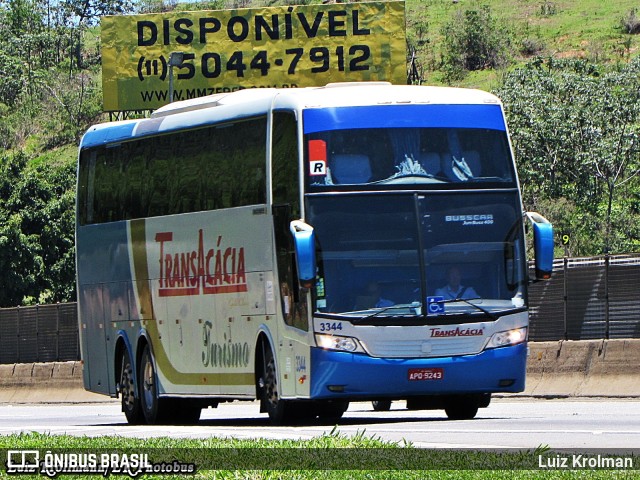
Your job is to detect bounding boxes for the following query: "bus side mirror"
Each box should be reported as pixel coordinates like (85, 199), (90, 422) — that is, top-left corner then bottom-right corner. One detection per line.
(526, 212), (553, 280)
(290, 220), (316, 288)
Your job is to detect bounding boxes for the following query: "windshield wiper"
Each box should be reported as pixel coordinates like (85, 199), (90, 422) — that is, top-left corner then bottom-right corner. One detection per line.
(352, 302), (422, 323)
(440, 297), (497, 321)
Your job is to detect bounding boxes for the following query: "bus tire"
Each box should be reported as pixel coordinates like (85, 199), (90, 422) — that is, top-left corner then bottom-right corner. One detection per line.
(316, 400), (349, 424)
(262, 346), (296, 425)
(372, 400), (392, 411)
(120, 347), (144, 424)
(139, 344), (168, 424)
(445, 399), (479, 420)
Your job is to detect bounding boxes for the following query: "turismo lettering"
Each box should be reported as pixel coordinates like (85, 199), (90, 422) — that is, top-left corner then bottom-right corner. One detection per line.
(430, 327), (484, 338)
(137, 9), (370, 46)
(202, 320), (250, 368)
(156, 230), (247, 297)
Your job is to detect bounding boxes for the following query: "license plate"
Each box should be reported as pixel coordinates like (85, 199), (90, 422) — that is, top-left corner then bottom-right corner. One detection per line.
(408, 368), (444, 381)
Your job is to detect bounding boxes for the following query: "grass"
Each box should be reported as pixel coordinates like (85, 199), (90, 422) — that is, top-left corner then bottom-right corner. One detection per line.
(0, 431), (638, 479)
(27, 144), (77, 169)
(409, 0), (639, 55)
(404, 0), (640, 89)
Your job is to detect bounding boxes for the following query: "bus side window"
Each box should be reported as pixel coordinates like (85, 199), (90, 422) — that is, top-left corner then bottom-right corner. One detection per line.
(272, 111), (307, 331)
(77, 150), (96, 225)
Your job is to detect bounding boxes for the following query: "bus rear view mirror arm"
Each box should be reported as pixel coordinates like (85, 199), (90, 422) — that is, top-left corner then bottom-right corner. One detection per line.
(526, 212), (554, 281)
(290, 220), (317, 288)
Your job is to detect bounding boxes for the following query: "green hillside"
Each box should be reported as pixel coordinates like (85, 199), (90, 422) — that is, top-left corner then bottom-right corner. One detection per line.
(1, 0), (640, 305)
(411, 0), (639, 56)
(404, 0), (640, 88)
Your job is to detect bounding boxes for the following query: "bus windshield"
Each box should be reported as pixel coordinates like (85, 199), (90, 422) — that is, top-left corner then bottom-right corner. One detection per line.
(303, 105), (515, 189)
(307, 192), (527, 322)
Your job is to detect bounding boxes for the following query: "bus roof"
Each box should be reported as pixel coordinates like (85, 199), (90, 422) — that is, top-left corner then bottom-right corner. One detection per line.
(81, 83), (503, 150)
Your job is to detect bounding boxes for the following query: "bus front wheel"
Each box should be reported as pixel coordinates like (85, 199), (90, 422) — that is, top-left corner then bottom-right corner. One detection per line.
(372, 400), (392, 411)
(262, 346), (296, 425)
(444, 400), (479, 420)
(316, 400), (349, 423)
(120, 347), (143, 424)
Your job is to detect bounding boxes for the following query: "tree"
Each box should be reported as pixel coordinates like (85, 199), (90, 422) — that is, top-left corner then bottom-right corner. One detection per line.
(441, 5), (511, 83)
(0, 150), (76, 306)
(495, 58), (640, 255)
(406, 1), (430, 84)
(60, 0), (134, 70)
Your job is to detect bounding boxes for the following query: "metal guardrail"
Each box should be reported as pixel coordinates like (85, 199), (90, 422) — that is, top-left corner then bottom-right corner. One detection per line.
(529, 254), (640, 341)
(1, 253), (639, 363)
(0, 303), (79, 364)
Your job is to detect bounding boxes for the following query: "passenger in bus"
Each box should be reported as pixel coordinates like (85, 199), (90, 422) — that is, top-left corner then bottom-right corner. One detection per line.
(435, 266), (479, 300)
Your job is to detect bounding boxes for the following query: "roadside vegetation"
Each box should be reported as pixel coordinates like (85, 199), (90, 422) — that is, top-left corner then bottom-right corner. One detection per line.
(2, 0), (640, 305)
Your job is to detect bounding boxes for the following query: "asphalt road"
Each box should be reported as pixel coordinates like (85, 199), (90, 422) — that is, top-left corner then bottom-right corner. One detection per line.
(0, 398), (639, 450)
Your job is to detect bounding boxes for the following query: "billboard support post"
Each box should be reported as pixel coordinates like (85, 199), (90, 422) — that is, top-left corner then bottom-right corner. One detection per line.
(168, 51), (184, 103)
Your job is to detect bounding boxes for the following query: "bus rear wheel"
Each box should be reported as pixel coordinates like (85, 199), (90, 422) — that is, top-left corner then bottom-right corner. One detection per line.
(139, 344), (168, 424)
(120, 348), (143, 424)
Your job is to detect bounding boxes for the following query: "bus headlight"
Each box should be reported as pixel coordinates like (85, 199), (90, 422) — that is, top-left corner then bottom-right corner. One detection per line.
(315, 334), (363, 353)
(487, 327), (528, 349)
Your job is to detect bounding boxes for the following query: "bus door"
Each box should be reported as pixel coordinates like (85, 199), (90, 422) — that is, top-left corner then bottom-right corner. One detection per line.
(272, 111), (311, 398)
(273, 203), (311, 397)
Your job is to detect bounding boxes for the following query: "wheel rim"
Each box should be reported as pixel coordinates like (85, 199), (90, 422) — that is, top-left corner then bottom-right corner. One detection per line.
(121, 357), (136, 411)
(142, 354), (155, 410)
(264, 357), (279, 408)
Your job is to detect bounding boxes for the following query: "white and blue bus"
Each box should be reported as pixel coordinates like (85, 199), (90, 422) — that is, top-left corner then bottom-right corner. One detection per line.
(76, 82), (553, 425)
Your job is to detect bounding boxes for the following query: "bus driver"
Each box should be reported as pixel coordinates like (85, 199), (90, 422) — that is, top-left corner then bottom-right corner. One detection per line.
(435, 266), (479, 300)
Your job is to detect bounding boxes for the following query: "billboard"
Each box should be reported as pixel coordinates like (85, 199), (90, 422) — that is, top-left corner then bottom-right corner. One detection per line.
(101, 1), (406, 111)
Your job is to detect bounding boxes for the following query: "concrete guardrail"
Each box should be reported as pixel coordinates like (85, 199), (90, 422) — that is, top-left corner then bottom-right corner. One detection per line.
(0, 361), (107, 403)
(0, 340), (639, 403)
(525, 339), (640, 397)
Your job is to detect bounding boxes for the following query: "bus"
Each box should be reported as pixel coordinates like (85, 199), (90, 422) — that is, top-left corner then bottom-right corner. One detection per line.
(76, 82), (554, 425)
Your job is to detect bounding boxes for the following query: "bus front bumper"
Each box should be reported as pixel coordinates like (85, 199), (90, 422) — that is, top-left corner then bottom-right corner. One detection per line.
(309, 342), (527, 400)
